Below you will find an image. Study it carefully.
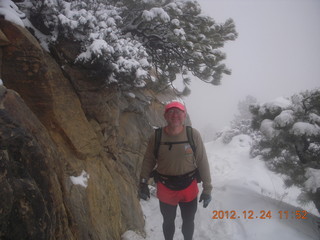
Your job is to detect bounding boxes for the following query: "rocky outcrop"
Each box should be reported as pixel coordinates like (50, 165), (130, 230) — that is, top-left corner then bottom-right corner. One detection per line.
(0, 19), (174, 239)
(0, 86), (73, 239)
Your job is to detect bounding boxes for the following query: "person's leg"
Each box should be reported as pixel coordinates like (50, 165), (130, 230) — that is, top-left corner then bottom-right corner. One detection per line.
(179, 197), (198, 240)
(159, 201), (178, 240)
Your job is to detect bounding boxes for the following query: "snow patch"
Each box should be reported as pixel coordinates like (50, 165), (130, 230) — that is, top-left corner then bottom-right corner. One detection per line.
(274, 110), (295, 128)
(171, 18), (180, 26)
(70, 170), (89, 188)
(121, 230), (143, 240)
(125, 92), (136, 98)
(260, 119), (279, 139)
(259, 97), (291, 116)
(290, 122), (320, 136)
(305, 168), (320, 193)
(0, 0), (25, 27)
(309, 113), (320, 124)
(142, 8), (170, 22)
(268, 97), (292, 109)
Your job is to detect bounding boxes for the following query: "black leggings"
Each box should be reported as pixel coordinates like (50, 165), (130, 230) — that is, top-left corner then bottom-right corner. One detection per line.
(159, 197), (197, 240)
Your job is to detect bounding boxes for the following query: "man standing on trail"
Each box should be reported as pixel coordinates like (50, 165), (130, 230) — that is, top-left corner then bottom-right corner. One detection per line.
(139, 101), (212, 240)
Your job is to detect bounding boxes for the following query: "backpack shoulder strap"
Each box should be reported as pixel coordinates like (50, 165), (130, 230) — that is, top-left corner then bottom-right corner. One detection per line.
(186, 126), (196, 156)
(154, 126), (196, 159)
(153, 127), (162, 159)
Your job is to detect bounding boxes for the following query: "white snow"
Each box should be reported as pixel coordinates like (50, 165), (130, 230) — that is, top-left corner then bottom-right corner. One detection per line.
(142, 8), (170, 22)
(309, 113), (320, 125)
(171, 19), (180, 26)
(258, 97), (291, 116)
(291, 122), (320, 136)
(305, 168), (320, 193)
(268, 97), (292, 109)
(126, 92), (136, 98)
(173, 28), (186, 37)
(70, 170), (90, 188)
(260, 119), (279, 139)
(274, 110), (295, 128)
(122, 134), (320, 239)
(0, 0), (25, 27)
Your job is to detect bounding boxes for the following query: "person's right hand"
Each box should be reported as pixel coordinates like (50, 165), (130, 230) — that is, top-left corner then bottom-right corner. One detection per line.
(199, 193), (211, 208)
(139, 183), (150, 200)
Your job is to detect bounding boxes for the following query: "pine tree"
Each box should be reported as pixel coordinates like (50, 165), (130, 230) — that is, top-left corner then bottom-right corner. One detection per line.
(250, 88), (320, 211)
(17, 0), (237, 92)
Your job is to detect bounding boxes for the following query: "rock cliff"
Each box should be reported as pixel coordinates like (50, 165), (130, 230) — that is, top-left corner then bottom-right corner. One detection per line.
(0, 19), (177, 239)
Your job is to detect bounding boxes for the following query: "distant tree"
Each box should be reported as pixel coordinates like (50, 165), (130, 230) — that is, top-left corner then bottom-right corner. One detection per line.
(17, 0), (237, 92)
(220, 95), (258, 144)
(236, 95), (257, 120)
(250, 88), (320, 211)
(200, 123), (217, 143)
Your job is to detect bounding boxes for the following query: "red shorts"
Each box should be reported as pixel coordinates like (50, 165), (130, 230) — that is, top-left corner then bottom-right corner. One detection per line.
(157, 179), (199, 206)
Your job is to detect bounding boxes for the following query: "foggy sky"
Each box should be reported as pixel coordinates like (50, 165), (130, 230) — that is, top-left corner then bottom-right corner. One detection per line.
(182, 0), (320, 136)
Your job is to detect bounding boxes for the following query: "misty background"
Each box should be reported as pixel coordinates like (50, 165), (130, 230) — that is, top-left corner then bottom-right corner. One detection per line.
(180, 0), (320, 140)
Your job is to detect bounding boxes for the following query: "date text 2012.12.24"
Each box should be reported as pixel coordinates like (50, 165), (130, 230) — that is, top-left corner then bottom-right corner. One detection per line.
(212, 210), (309, 220)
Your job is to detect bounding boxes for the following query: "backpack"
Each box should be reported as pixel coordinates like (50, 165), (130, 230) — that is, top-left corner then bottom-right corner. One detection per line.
(153, 126), (196, 159)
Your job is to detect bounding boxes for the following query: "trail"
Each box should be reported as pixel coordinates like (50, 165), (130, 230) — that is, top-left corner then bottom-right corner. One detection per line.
(122, 135), (320, 239)
(135, 184), (320, 240)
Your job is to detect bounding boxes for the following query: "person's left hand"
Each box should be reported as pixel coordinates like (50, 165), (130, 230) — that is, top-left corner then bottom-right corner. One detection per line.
(199, 193), (211, 208)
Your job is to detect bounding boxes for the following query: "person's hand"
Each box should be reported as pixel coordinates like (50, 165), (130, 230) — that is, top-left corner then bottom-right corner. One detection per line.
(199, 193), (211, 208)
(139, 183), (150, 200)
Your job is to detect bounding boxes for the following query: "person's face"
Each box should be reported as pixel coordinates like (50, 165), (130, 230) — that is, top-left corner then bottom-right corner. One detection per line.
(164, 108), (186, 127)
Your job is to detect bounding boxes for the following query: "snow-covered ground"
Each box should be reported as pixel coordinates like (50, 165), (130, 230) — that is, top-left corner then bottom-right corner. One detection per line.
(122, 134), (320, 240)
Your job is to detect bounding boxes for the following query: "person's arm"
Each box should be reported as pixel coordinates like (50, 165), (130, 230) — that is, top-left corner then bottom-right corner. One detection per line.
(139, 134), (157, 200)
(140, 133), (157, 181)
(193, 129), (212, 195)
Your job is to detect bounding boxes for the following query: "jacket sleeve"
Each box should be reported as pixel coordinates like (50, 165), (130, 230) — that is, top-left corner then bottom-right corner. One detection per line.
(140, 133), (157, 180)
(193, 128), (213, 195)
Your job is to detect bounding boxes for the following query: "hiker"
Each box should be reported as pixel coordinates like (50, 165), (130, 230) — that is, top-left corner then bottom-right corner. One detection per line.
(139, 101), (212, 240)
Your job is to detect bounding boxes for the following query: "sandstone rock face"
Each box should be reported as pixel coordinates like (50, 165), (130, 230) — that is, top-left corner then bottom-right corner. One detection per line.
(0, 19), (176, 239)
(0, 86), (73, 240)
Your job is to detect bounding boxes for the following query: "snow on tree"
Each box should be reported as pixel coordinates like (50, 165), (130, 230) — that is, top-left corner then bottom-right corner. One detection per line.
(12, 0), (237, 91)
(250, 88), (320, 209)
(219, 95), (258, 144)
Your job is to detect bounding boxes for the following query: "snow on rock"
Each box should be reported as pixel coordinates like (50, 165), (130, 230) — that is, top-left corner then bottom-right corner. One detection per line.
(121, 230), (144, 240)
(290, 122), (320, 136)
(125, 92), (136, 98)
(260, 119), (279, 139)
(0, 0), (25, 27)
(305, 168), (320, 193)
(70, 170), (90, 188)
(274, 110), (295, 128)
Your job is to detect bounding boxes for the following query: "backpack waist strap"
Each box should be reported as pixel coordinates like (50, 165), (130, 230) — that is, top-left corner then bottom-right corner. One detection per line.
(153, 169), (200, 190)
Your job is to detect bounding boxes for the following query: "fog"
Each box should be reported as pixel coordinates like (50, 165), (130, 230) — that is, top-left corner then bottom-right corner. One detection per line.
(181, 0), (320, 138)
